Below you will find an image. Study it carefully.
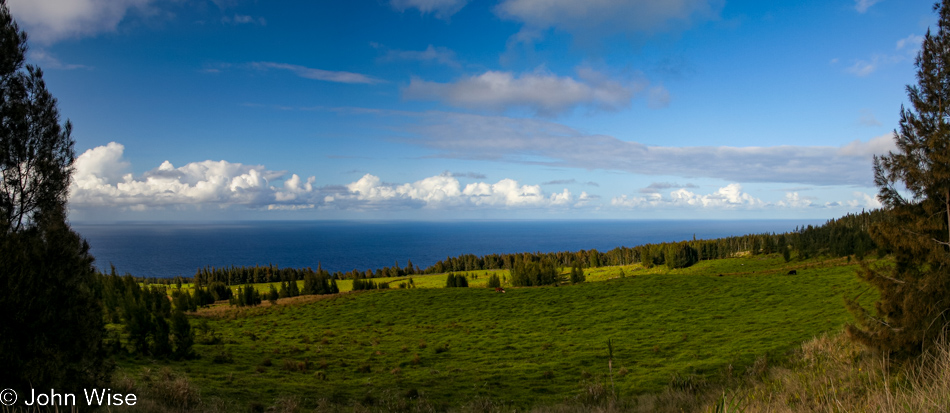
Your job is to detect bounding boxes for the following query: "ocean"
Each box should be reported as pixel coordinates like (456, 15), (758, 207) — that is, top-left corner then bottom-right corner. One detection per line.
(72, 220), (824, 278)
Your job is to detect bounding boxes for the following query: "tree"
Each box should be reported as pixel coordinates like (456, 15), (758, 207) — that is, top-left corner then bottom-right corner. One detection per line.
(170, 309), (194, 359)
(569, 264), (585, 284)
(846, 0), (950, 356)
(0, 0), (111, 394)
(487, 274), (502, 288)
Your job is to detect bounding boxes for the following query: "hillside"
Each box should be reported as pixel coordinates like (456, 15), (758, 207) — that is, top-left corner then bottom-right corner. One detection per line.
(114, 254), (873, 411)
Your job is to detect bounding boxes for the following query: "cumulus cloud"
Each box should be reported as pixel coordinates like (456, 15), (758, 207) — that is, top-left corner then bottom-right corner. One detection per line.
(854, 0), (883, 14)
(848, 192), (882, 209)
(403, 68), (638, 116)
(613, 184), (765, 209)
(251, 62), (383, 84)
(399, 112), (896, 186)
(390, 0), (468, 19)
(343, 173), (573, 208)
(613, 185), (880, 211)
(495, 0), (721, 45)
(71, 143), (292, 209)
(7, 0), (153, 43)
(776, 192), (814, 208)
(70, 143), (577, 212)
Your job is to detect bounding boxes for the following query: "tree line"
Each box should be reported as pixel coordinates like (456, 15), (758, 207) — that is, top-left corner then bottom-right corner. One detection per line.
(426, 210), (884, 275)
(123, 210), (886, 291)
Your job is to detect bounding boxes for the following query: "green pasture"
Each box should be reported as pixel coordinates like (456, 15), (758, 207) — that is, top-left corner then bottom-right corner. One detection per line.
(118, 254), (874, 409)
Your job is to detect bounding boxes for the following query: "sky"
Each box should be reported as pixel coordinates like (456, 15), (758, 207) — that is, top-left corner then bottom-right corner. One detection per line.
(6, 0), (935, 221)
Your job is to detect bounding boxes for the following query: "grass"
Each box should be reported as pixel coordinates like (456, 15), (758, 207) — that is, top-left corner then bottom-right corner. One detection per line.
(696, 329), (950, 412)
(117, 254), (875, 410)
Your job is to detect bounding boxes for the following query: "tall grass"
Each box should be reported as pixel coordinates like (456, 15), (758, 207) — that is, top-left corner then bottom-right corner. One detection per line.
(702, 330), (950, 412)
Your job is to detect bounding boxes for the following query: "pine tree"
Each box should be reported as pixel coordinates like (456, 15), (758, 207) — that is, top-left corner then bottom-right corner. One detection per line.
(846, 1), (950, 356)
(170, 309), (194, 359)
(487, 274), (501, 288)
(0, 0), (111, 391)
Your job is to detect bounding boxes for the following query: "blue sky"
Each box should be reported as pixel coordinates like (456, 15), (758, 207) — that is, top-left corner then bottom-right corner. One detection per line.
(8, 0), (933, 220)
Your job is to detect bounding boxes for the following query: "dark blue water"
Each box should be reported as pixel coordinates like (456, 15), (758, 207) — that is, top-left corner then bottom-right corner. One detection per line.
(73, 220), (822, 278)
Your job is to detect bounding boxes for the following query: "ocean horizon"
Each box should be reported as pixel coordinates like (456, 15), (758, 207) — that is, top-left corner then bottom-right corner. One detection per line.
(73, 219), (825, 278)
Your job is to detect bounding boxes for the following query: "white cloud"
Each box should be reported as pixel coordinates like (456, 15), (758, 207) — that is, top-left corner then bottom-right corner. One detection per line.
(612, 185), (880, 211)
(399, 112), (896, 186)
(776, 192), (812, 208)
(495, 0), (721, 44)
(836, 133), (896, 157)
(7, 0), (153, 44)
(846, 35), (921, 78)
(70, 143), (577, 211)
(345, 173), (572, 208)
(848, 192), (882, 209)
(71, 143), (887, 216)
(27, 50), (90, 70)
(668, 184), (763, 208)
(71, 143), (296, 209)
(223, 14), (266, 25)
(402, 68), (638, 116)
(73, 142), (131, 186)
(846, 58), (879, 77)
(855, 0), (883, 14)
(896, 34), (924, 51)
(390, 0), (468, 19)
(640, 182), (698, 194)
(380, 45), (460, 68)
(252, 62), (384, 84)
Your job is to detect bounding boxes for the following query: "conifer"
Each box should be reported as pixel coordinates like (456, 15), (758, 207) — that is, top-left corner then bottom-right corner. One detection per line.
(846, 0), (950, 356)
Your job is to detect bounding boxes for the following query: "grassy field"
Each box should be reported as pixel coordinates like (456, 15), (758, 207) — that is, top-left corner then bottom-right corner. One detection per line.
(117, 254), (874, 410)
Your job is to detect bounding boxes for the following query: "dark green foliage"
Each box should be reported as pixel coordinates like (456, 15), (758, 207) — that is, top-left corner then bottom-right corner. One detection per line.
(230, 285), (262, 307)
(192, 286), (217, 306)
(151, 314), (172, 356)
(569, 265), (585, 284)
(665, 243), (699, 269)
(267, 284), (279, 304)
(171, 289), (198, 312)
(780, 236), (791, 262)
(101, 271), (187, 357)
(208, 281), (232, 301)
(486, 274), (502, 288)
(303, 271), (339, 295)
(445, 273), (469, 287)
(510, 255), (560, 286)
(847, 1), (950, 356)
(170, 309), (194, 359)
(0, 1), (110, 392)
(352, 278), (381, 291)
(0, 222), (111, 394)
